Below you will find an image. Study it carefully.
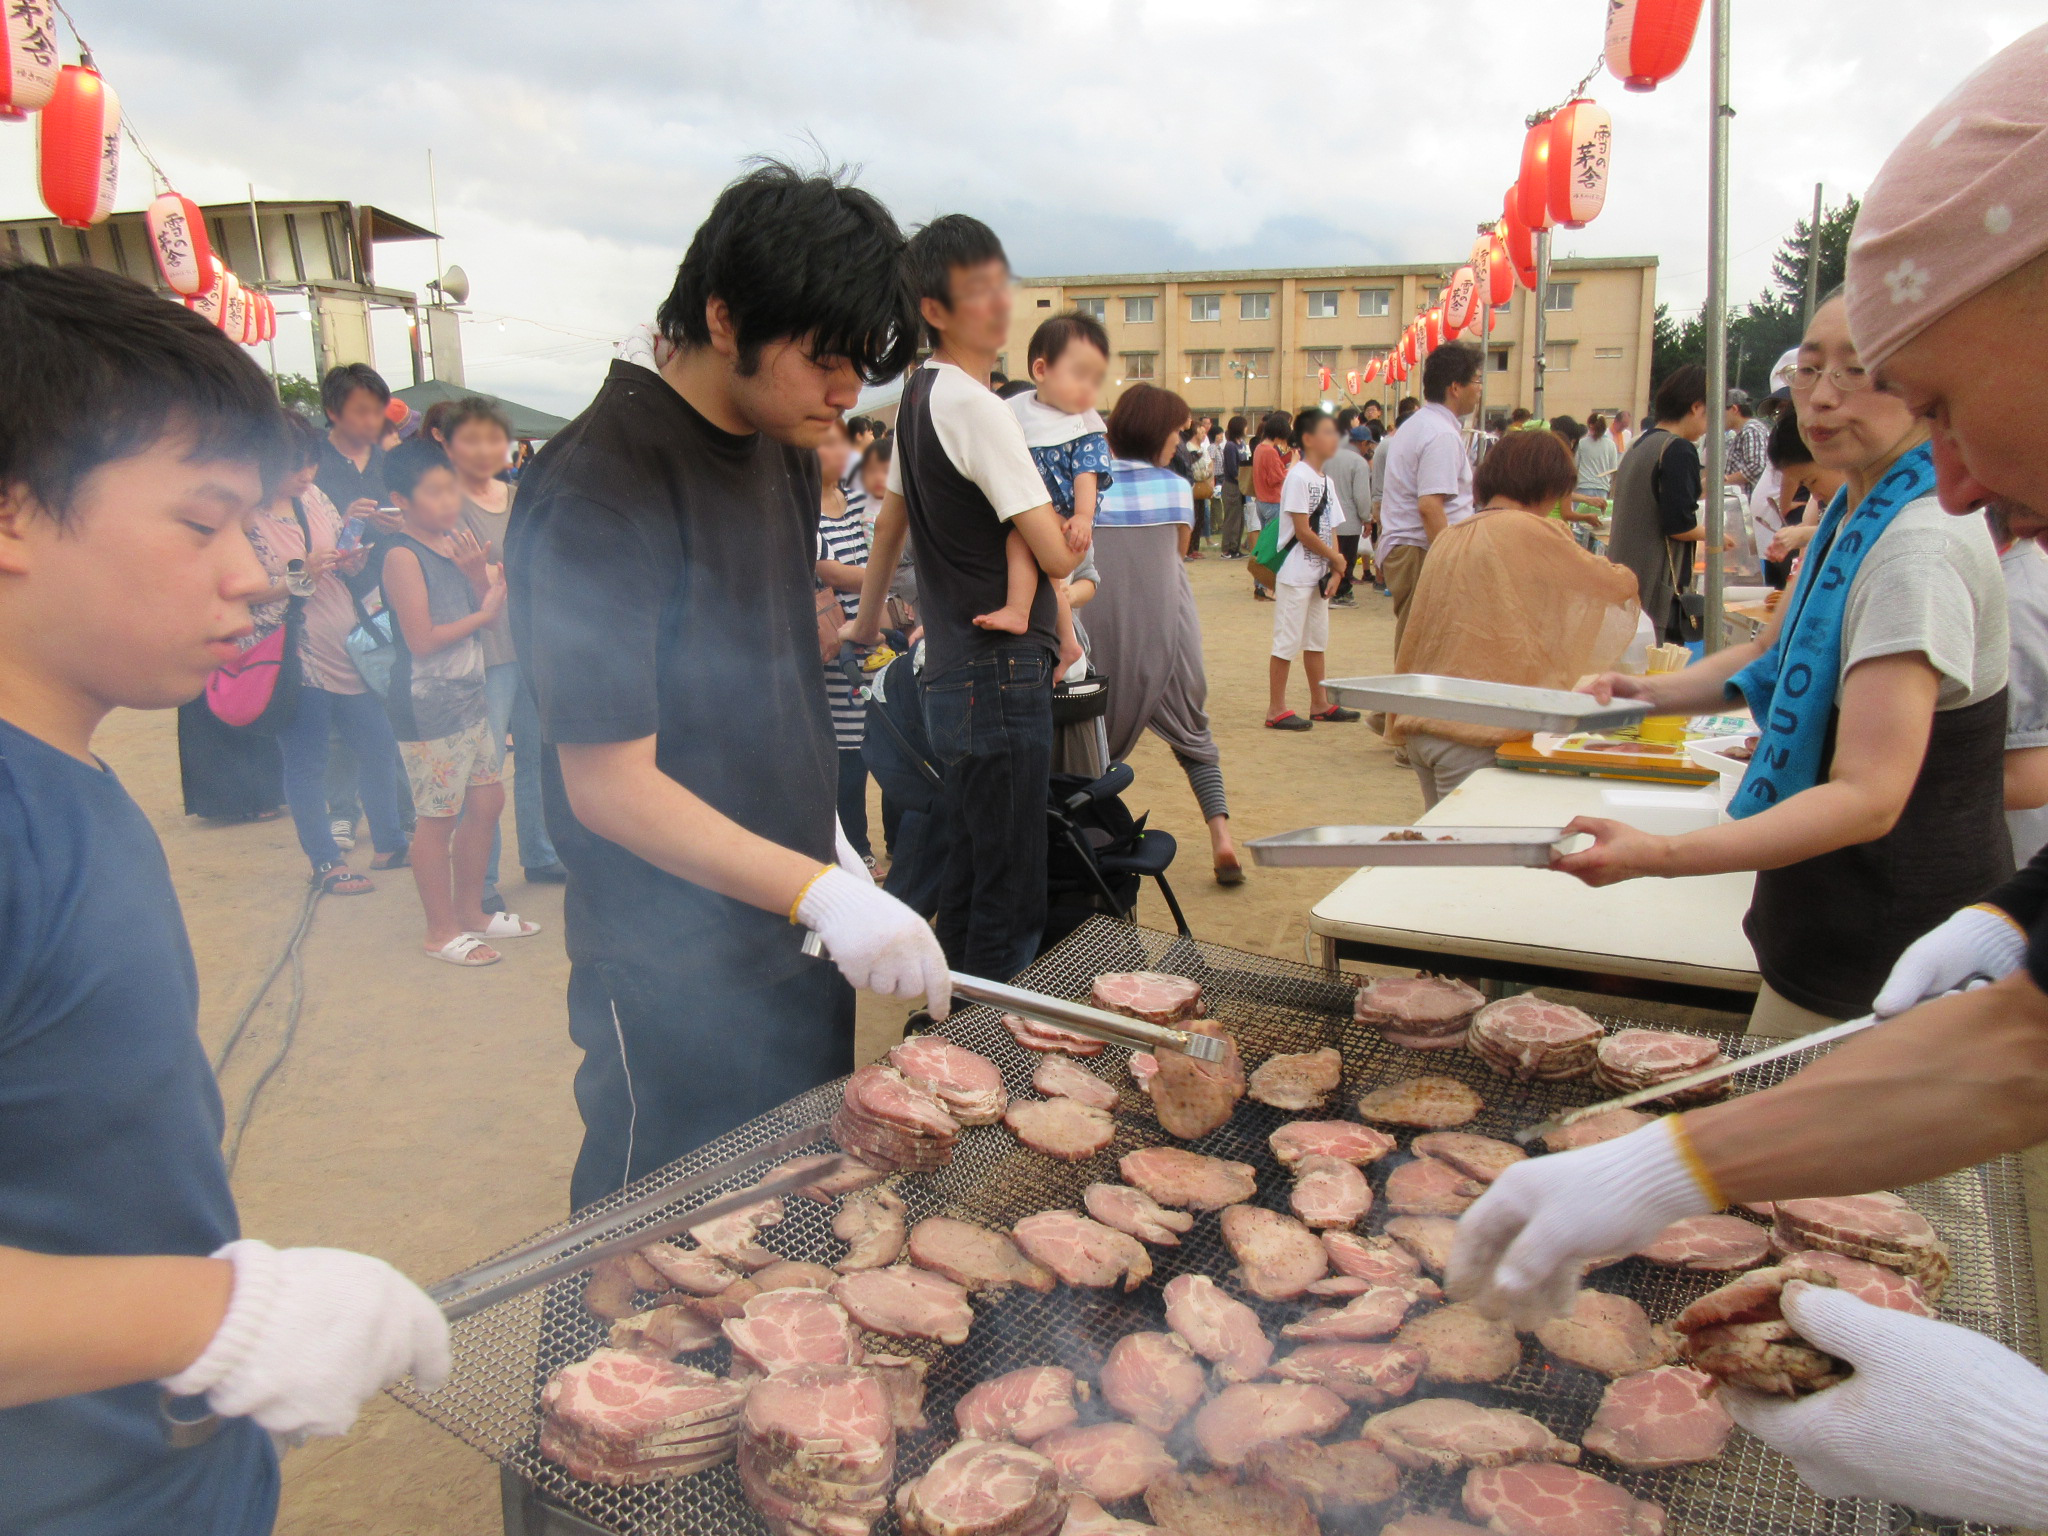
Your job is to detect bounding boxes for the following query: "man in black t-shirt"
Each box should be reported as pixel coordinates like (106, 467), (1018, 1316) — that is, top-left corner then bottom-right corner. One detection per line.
(508, 165), (952, 1210)
(313, 363), (399, 552)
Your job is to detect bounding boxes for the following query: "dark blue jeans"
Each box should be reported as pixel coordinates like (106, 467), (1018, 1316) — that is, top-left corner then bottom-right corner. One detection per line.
(920, 641), (1054, 981)
(278, 685), (404, 869)
(566, 954), (855, 1211)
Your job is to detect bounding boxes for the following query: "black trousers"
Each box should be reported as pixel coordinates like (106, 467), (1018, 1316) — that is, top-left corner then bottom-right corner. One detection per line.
(567, 954), (855, 1210)
(1335, 533), (1361, 599)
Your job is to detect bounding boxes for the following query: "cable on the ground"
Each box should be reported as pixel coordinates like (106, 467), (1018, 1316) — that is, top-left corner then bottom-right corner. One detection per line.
(212, 882), (324, 1175)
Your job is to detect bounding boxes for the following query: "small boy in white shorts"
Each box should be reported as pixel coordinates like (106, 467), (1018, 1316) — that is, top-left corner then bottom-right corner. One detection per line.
(1266, 408), (1360, 731)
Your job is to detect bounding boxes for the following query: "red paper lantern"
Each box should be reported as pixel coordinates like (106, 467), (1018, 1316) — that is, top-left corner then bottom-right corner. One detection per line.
(1547, 99), (1613, 228)
(184, 256), (227, 326)
(2, 0), (58, 119)
(1425, 308), (1445, 353)
(1487, 231), (1514, 307)
(259, 293), (278, 343)
(1346, 369), (1361, 395)
(1317, 364), (1332, 391)
(37, 64), (120, 228)
(1443, 265), (1478, 334)
(1517, 117), (1554, 233)
(1399, 328), (1417, 368)
(1501, 190), (1538, 291)
(219, 270), (249, 340)
(1605, 0), (1704, 92)
(145, 190), (213, 296)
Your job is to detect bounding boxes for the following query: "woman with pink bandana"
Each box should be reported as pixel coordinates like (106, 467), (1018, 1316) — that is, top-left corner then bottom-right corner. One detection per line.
(1449, 29), (2048, 1526)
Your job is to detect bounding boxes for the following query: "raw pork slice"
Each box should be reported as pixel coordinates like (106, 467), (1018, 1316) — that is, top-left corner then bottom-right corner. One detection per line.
(1591, 1029), (1728, 1104)
(1101, 1331), (1208, 1436)
(833, 1065), (960, 1173)
(1463, 1464), (1665, 1536)
(1004, 1012), (1106, 1057)
(1246, 1437), (1403, 1517)
(1085, 1183), (1195, 1247)
(909, 1217), (1057, 1295)
(1772, 1192), (1951, 1297)
(637, 1242), (741, 1296)
(1633, 1214), (1770, 1271)
(1396, 1304), (1523, 1384)
(890, 1036), (1010, 1125)
(1355, 975), (1486, 1050)
(1581, 1367), (1732, 1470)
(955, 1366), (1084, 1444)
(1364, 1398), (1578, 1472)
(1356, 1076), (1484, 1129)
(1542, 1109), (1653, 1153)
(1674, 1266), (1847, 1395)
(739, 1362), (894, 1536)
(1535, 1291), (1676, 1378)
(1386, 1216), (1458, 1276)
(1193, 1381), (1349, 1468)
(689, 1196), (786, 1271)
(1062, 1495), (1164, 1536)
(1149, 1021), (1246, 1140)
(1780, 1249), (1933, 1315)
(1013, 1210), (1152, 1291)
(1120, 1147), (1257, 1209)
(1468, 999), (1603, 1082)
(1289, 1155), (1373, 1228)
(1386, 1157), (1485, 1217)
(1248, 1048), (1344, 1111)
(1269, 1120), (1398, 1167)
(1147, 1469), (1319, 1536)
(722, 1289), (862, 1378)
(1411, 1133), (1527, 1184)
(1164, 1272), (1274, 1381)
(1281, 1286), (1416, 1341)
(1037, 1422), (1177, 1504)
(1221, 1204), (1328, 1301)
(1091, 970), (1203, 1024)
(1273, 1341), (1428, 1404)
(1006, 1098), (1117, 1162)
(829, 1266), (975, 1345)
(1034, 1055), (1120, 1111)
(833, 1186), (909, 1273)
(541, 1349), (750, 1485)
(895, 1439), (1066, 1536)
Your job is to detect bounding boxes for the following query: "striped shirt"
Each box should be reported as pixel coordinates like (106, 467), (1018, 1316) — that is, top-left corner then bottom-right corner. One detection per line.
(818, 514), (869, 748)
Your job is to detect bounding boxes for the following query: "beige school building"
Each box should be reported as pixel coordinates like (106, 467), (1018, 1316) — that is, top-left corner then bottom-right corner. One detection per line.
(1004, 255), (1658, 429)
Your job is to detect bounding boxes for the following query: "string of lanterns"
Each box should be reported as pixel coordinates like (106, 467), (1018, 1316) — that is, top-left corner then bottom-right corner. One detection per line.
(1360, 0), (1701, 390)
(5, 0), (275, 348)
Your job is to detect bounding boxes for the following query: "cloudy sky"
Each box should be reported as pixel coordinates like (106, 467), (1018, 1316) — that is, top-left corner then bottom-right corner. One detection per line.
(1, 1), (2035, 417)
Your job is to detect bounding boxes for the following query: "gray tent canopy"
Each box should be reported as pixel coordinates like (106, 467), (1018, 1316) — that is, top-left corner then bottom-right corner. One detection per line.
(392, 379), (571, 440)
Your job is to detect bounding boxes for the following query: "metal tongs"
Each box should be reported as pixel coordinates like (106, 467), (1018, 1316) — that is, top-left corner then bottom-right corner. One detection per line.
(799, 930), (1226, 1062)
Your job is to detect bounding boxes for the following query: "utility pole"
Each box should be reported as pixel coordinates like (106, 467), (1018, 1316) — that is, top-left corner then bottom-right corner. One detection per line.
(1702, 0), (1733, 653)
(1801, 181), (1824, 327)
(246, 183), (279, 393)
(1531, 229), (1552, 421)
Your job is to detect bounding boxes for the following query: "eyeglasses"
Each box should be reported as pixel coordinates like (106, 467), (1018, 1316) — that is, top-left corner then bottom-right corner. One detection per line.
(1789, 362), (1872, 394)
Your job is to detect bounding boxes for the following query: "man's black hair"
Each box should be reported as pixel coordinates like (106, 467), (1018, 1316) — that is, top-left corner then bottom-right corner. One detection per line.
(1334, 406), (1359, 433)
(385, 436), (453, 500)
(1653, 363), (1709, 425)
(903, 213), (1008, 343)
(1421, 344), (1483, 404)
(1767, 406), (1813, 469)
(321, 362), (390, 421)
(656, 160), (920, 384)
(0, 260), (292, 526)
(995, 378), (1035, 399)
(1396, 396), (1420, 418)
(1027, 311), (1109, 372)
(1293, 407), (1334, 445)
(988, 370), (1009, 389)
(1363, 399), (1383, 415)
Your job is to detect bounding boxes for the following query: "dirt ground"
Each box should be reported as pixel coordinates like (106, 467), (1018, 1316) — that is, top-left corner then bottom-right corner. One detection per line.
(93, 551), (2047, 1534)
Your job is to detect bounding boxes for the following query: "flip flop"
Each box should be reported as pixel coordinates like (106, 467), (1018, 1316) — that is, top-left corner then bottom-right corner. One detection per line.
(1266, 712), (1312, 732)
(1214, 860), (1246, 887)
(470, 911), (542, 939)
(311, 862), (372, 895)
(427, 934), (500, 967)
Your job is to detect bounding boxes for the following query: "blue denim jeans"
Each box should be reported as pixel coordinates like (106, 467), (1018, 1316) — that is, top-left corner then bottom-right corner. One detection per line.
(479, 661), (560, 895)
(278, 686), (405, 869)
(920, 641), (1054, 981)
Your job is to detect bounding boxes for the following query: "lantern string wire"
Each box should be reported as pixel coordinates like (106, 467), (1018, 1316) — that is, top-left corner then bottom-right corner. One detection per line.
(1526, 52), (1608, 128)
(49, 0), (176, 194)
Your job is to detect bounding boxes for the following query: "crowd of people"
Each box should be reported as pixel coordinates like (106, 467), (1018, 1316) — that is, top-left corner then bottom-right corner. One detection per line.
(5, 23), (2048, 1535)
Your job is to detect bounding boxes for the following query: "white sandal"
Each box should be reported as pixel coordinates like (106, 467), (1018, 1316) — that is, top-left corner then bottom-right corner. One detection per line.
(469, 912), (541, 939)
(427, 934), (501, 967)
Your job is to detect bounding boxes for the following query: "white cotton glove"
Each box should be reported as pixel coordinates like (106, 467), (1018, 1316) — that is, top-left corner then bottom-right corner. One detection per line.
(834, 819), (872, 881)
(1447, 1118), (1715, 1328)
(1723, 1281), (2048, 1527)
(1871, 905), (2029, 1016)
(798, 866), (951, 1021)
(160, 1239), (451, 1438)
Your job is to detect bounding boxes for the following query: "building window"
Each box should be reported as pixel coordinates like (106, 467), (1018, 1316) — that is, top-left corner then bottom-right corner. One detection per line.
(1594, 346), (1624, 360)
(1544, 341), (1575, 372)
(1120, 352), (1157, 381)
(1233, 348), (1273, 378)
(1305, 289), (1341, 319)
(1354, 346), (1391, 366)
(1489, 348), (1511, 372)
(1185, 351), (1222, 380)
(1123, 295), (1156, 324)
(1189, 293), (1221, 322)
(1357, 288), (1392, 317)
(1239, 292), (1272, 321)
(1035, 297), (1052, 308)
(1074, 297), (1106, 323)
(1304, 347), (1341, 378)
(1543, 281), (1577, 311)
(995, 354), (1007, 374)
(1424, 285), (1443, 307)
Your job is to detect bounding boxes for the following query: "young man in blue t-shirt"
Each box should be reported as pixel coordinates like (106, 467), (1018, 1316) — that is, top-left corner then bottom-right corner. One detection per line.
(0, 262), (448, 1534)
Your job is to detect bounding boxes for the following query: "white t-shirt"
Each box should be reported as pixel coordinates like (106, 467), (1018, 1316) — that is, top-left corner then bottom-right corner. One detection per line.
(1840, 497), (2008, 709)
(885, 361), (1049, 521)
(1378, 401), (1475, 556)
(2000, 540), (2048, 864)
(1276, 459), (1341, 588)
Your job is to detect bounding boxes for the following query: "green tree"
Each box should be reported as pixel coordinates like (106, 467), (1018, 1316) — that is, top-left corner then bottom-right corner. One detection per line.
(277, 372), (323, 422)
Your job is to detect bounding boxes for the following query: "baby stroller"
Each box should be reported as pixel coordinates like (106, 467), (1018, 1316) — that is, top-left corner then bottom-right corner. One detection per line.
(856, 650), (1189, 957)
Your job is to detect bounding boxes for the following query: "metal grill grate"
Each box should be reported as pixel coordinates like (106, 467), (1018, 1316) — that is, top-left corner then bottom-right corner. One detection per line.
(393, 918), (2038, 1536)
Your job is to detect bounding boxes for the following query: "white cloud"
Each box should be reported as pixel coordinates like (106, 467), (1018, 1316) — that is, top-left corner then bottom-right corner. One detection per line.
(0, 0), (2037, 415)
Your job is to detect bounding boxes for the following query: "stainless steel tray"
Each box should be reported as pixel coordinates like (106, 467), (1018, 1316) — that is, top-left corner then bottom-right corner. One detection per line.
(1249, 825), (1568, 867)
(1325, 674), (1654, 733)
